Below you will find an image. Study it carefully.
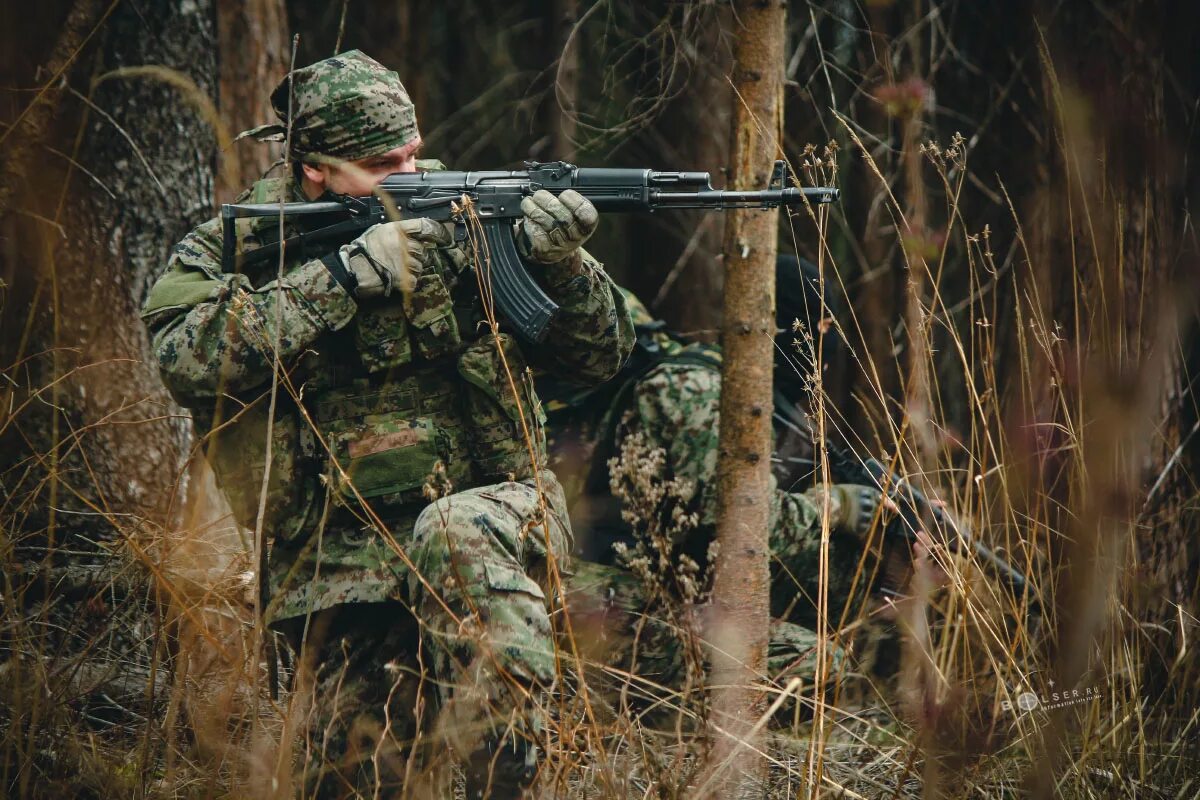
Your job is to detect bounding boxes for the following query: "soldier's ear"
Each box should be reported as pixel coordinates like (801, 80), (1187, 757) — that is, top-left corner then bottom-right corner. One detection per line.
(299, 161), (330, 199)
(300, 162), (325, 187)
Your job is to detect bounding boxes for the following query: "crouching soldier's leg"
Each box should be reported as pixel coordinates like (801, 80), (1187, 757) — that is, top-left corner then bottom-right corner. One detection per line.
(563, 561), (843, 727)
(409, 472), (571, 799)
(768, 488), (885, 631)
(280, 602), (445, 798)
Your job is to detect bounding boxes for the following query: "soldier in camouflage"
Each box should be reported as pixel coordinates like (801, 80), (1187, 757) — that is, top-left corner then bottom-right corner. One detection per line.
(542, 256), (901, 639)
(141, 51), (634, 798)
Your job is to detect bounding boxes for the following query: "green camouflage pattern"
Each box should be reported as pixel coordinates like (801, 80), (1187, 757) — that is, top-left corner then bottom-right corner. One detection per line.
(619, 286), (658, 331)
(239, 49), (420, 163)
(281, 558), (843, 798)
(619, 286), (680, 356)
(543, 317), (877, 634)
(408, 473), (570, 761)
(142, 159), (632, 792)
(282, 473), (573, 796)
(618, 358), (873, 628)
(564, 560), (843, 726)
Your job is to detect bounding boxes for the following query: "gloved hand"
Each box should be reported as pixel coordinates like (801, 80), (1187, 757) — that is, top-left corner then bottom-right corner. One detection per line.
(806, 483), (887, 538)
(338, 218), (453, 299)
(518, 188), (598, 264)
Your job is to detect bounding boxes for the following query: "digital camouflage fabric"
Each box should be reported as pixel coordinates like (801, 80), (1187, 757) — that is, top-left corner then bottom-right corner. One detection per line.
(617, 355), (874, 629)
(238, 49), (420, 163)
(283, 475), (573, 798)
(142, 170), (632, 624)
(288, 560), (844, 796)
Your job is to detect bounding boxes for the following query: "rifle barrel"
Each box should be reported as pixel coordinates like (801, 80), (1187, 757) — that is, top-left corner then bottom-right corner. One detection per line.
(646, 186), (839, 208)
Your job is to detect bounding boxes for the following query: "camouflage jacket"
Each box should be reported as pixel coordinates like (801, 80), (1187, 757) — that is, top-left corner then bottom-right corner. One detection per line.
(142, 167), (634, 623)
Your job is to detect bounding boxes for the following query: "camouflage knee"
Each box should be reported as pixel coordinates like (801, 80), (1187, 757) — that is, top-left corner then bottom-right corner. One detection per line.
(407, 480), (568, 790)
(408, 488), (559, 688)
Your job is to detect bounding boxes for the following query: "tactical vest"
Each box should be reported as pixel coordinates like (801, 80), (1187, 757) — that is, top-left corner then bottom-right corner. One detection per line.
(205, 171), (547, 538)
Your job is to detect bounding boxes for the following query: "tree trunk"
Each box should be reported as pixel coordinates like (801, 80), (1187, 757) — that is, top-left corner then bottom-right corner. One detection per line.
(543, 0), (579, 162)
(0, 0), (215, 558)
(0, 0), (217, 790)
(703, 1), (784, 795)
(215, 0), (290, 203)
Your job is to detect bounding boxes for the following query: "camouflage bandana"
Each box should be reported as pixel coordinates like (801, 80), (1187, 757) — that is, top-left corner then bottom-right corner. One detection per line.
(238, 50), (419, 164)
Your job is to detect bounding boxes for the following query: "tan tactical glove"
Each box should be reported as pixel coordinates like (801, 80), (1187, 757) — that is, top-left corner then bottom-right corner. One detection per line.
(518, 188), (598, 264)
(337, 218), (453, 299)
(805, 483), (886, 539)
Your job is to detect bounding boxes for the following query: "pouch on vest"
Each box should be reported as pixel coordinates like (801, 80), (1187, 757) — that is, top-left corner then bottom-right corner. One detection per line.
(457, 334), (548, 481)
(204, 399), (317, 541)
(316, 384), (452, 512)
(354, 301), (413, 372)
(406, 256), (461, 361)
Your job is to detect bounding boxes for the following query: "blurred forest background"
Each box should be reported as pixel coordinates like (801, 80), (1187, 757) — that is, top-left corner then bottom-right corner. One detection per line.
(1, 0), (1199, 797)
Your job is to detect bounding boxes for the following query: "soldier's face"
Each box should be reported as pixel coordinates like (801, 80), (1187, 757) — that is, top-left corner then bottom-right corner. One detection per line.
(301, 136), (423, 197)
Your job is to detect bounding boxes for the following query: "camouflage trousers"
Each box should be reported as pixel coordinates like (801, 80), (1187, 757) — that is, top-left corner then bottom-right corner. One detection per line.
(283, 472), (572, 799)
(282, 565), (841, 798)
(563, 560), (843, 730)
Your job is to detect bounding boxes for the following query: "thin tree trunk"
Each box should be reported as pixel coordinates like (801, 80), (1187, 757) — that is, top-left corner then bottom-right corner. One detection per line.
(546, 0), (579, 161)
(215, 0), (289, 203)
(704, 1), (784, 795)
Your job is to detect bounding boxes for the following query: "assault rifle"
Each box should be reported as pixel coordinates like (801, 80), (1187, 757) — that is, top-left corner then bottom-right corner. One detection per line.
(219, 160), (838, 342)
(772, 395), (1032, 603)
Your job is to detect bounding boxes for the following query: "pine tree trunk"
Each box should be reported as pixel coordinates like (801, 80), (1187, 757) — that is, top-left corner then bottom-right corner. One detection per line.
(704, 1), (784, 795)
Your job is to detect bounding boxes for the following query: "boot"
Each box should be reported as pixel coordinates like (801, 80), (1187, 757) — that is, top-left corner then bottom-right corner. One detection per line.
(463, 735), (538, 800)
